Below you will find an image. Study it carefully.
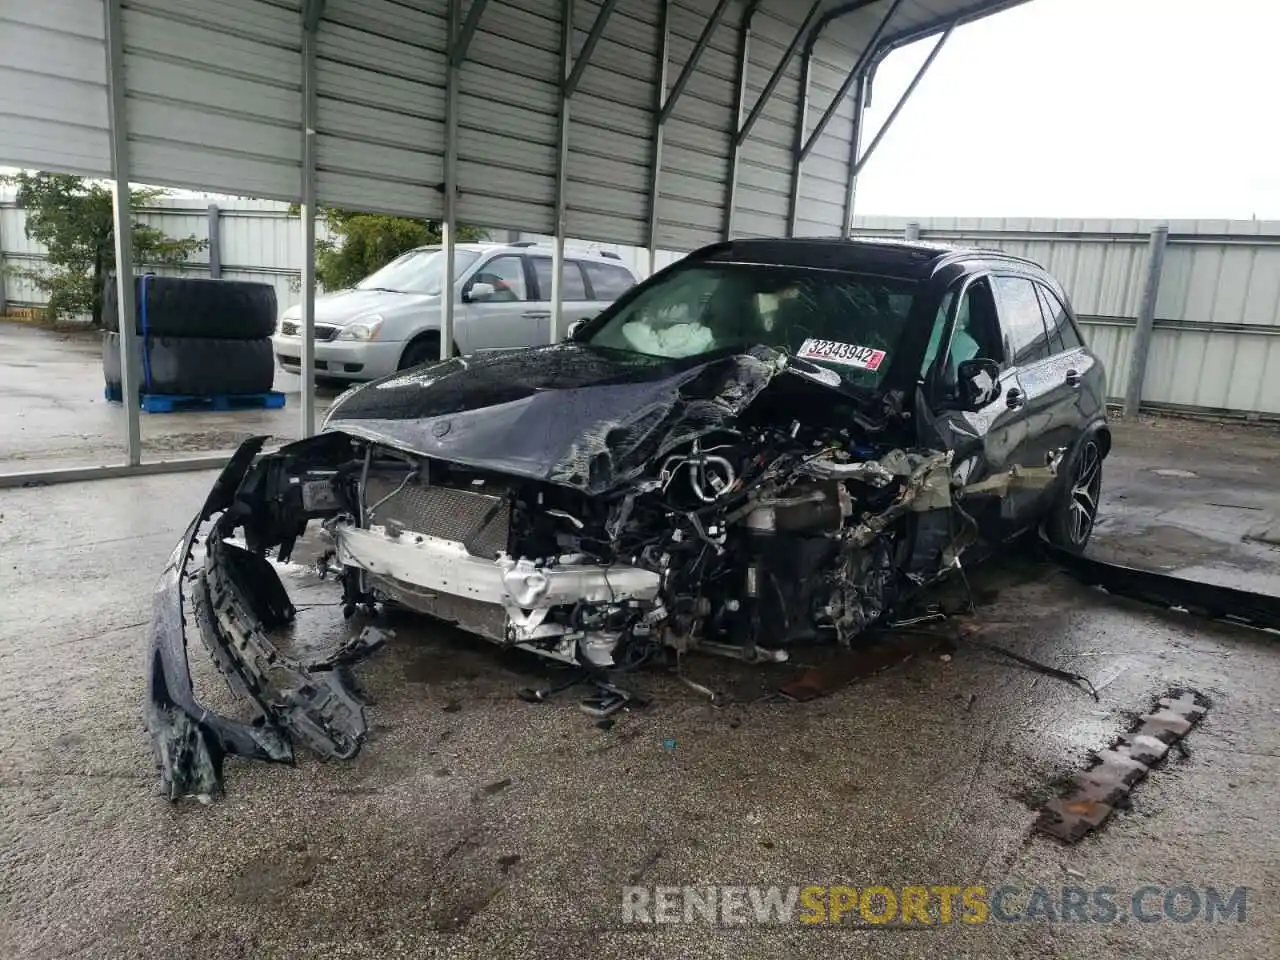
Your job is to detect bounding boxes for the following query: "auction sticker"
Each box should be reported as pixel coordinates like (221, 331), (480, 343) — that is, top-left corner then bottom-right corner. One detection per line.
(796, 338), (886, 371)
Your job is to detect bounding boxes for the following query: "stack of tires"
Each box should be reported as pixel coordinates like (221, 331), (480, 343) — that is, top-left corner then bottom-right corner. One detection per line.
(102, 275), (278, 397)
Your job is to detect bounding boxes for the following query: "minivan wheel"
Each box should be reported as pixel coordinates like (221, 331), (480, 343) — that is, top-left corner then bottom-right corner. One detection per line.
(398, 334), (461, 370)
(1044, 437), (1103, 553)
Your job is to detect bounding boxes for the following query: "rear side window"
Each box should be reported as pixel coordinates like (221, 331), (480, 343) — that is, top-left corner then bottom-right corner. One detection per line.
(530, 257), (588, 301)
(993, 276), (1052, 366)
(1036, 283), (1084, 352)
(584, 261), (635, 300)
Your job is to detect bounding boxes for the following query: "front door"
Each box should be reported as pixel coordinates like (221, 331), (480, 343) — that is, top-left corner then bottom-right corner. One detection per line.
(459, 254), (546, 351)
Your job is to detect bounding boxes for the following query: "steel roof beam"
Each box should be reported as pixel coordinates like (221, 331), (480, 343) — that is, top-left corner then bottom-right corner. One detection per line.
(564, 0), (620, 97)
(848, 22), (952, 180)
(658, 0), (733, 125)
(798, 0), (903, 163)
(735, 0), (822, 148)
(450, 0), (491, 66)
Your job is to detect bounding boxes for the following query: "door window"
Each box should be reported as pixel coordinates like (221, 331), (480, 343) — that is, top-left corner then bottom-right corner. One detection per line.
(471, 256), (527, 302)
(993, 276), (1052, 366)
(1036, 283), (1084, 352)
(531, 257), (588, 301)
(584, 261), (636, 300)
(936, 278), (1004, 389)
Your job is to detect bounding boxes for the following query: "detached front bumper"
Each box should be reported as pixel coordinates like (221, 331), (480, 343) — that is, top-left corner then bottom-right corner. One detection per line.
(145, 437), (369, 800)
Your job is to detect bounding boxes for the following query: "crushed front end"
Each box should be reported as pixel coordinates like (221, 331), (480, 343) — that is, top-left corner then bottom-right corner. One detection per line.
(146, 345), (992, 798)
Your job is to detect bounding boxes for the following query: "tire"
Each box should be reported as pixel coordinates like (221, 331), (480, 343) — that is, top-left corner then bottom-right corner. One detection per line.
(102, 332), (276, 396)
(102, 332), (122, 387)
(398, 334), (442, 370)
(1043, 436), (1104, 553)
(103, 275), (277, 339)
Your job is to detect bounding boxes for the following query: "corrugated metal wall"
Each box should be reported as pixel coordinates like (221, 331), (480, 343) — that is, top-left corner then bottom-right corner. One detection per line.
(2, 0), (968, 251)
(122, 0), (304, 199)
(852, 216), (1280, 417)
(0, 0), (112, 176)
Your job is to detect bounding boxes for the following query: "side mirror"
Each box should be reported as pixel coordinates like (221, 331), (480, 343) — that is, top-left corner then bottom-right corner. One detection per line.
(566, 318), (587, 341)
(955, 358), (1002, 411)
(464, 281), (495, 303)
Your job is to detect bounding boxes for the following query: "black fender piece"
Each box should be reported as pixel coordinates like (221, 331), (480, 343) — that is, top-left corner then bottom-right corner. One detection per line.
(103, 275), (277, 339)
(1043, 539), (1280, 632)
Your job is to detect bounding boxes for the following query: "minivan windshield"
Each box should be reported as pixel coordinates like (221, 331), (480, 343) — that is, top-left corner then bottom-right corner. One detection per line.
(585, 263), (919, 387)
(355, 248), (480, 295)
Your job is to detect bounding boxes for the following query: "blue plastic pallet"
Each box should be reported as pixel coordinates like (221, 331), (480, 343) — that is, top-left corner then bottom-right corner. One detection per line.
(104, 385), (286, 413)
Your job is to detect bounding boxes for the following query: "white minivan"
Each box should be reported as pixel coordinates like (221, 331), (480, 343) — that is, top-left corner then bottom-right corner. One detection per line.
(273, 241), (638, 381)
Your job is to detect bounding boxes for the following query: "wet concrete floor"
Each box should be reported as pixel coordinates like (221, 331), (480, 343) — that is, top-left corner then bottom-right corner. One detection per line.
(0, 323), (335, 473)
(2, 341), (1279, 957)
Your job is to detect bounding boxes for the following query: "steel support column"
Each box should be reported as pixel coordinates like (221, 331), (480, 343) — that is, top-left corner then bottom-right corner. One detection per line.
(849, 24), (951, 180)
(207, 203), (222, 279)
(840, 74), (866, 237)
(1125, 224), (1170, 418)
(299, 0), (321, 436)
(786, 47), (814, 237)
(550, 0), (575, 341)
(442, 0), (464, 358)
(723, 0), (761, 240)
(646, 0), (672, 268)
(550, 0), (617, 339)
(104, 0), (141, 465)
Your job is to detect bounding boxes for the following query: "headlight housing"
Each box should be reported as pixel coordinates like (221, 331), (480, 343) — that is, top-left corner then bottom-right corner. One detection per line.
(336, 315), (384, 341)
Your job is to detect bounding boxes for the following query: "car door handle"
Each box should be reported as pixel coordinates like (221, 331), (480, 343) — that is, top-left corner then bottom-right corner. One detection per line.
(1065, 369), (1082, 388)
(1005, 387), (1026, 409)
(522, 310), (551, 319)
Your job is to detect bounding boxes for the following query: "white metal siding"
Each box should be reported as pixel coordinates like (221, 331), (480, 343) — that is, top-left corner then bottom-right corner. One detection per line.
(0, 0), (112, 176)
(316, 0), (447, 218)
(120, 0), (303, 200)
(853, 216), (1280, 417)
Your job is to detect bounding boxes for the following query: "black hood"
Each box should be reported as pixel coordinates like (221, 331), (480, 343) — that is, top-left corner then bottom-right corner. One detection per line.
(323, 342), (870, 494)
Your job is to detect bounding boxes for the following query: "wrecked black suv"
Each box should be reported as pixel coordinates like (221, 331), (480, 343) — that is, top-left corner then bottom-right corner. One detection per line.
(148, 238), (1109, 797)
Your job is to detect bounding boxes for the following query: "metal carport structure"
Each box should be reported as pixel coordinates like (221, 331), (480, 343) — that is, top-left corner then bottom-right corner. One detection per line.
(0, 0), (1026, 484)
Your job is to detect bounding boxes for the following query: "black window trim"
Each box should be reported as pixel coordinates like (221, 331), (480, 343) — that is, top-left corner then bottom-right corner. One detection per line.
(1033, 279), (1086, 354)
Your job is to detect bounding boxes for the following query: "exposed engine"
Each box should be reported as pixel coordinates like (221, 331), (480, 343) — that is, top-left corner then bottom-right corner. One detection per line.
(332, 409), (958, 672)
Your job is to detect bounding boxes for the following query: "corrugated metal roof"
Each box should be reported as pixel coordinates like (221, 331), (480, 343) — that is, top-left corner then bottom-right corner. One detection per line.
(0, 0), (1027, 249)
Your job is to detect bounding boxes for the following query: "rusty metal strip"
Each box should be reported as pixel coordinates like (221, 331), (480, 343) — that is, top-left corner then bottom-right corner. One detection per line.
(1035, 691), (1207, 842)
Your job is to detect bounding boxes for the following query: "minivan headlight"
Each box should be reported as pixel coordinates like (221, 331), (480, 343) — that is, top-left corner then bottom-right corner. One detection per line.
(336, 315), (384, 341)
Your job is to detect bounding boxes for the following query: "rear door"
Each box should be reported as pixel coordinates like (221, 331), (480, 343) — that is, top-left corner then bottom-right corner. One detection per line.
(530, 256), (594, 340)
(460, 254), (544, 350)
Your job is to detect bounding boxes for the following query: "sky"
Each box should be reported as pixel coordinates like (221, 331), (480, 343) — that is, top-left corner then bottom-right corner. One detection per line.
(854, 0), (1280, 219)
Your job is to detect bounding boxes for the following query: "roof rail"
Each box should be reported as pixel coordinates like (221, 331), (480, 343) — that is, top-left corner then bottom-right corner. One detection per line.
(598, 251), (621, 260)
(509, 240), (540, 247)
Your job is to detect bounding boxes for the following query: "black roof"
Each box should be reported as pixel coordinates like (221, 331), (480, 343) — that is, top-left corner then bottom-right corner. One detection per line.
(690, 236), (1043, 280)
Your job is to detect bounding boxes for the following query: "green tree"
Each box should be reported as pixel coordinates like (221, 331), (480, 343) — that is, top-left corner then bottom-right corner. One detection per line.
(312, 207), (485, 291)
(2, 172), (207, 324)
